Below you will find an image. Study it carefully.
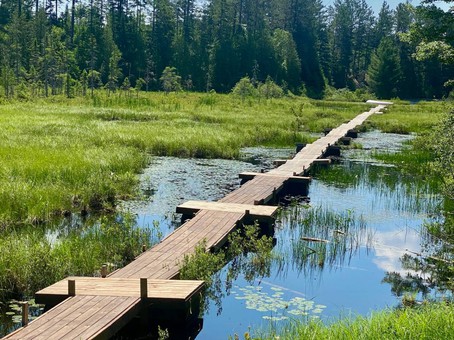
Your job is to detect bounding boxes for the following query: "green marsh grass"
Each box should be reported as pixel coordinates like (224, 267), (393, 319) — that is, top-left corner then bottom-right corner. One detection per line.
(274, 204), (371, 276)
(254, 301), (454, 339)
(0, 92), (369, 226)
(368, 100), (449, 134)
(0, 214), (157, 301)
(368, 101), (451, 183)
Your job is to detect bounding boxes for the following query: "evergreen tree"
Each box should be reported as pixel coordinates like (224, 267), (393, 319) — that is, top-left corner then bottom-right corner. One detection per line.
(160, 66), (181, 93)
(271, 29), (301, 92)
(329, 0), (374, 89)
(395, 2), (420, 98)
(374, 1), (394, 47)
(367, 37), (401, 99)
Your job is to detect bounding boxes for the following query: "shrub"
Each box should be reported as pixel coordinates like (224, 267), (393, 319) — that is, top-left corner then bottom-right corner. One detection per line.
(258, 77), (284, 99)
(232, 77), (257, 100)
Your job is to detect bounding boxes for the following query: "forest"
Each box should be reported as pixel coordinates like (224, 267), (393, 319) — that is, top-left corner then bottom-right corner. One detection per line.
(0, 0), (453, 100)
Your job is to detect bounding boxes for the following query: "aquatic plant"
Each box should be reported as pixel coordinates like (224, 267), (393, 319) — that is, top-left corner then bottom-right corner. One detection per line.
(253, 301), (454, 339)
(315, 161), (440, 214)
(231, 285), (326, 321)
(0, 92), (368, 227)
(179, 224), (275, 315)
(274, 204), (371, 277)
(0, 213), (158, 301)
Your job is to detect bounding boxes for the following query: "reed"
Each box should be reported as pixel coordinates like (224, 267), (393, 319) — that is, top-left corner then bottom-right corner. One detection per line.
(0, 214), (157, 301)
(0, 92), (368, 226)
(254, 301), (454, 339)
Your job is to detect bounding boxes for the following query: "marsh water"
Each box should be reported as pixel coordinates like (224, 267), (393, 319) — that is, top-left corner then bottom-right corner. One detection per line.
(1, 131), (443, 338)
(119, 130), (441, 338)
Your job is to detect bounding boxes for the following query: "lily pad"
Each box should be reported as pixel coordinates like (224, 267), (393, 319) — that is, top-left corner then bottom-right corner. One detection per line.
(232, 284), (326, 321)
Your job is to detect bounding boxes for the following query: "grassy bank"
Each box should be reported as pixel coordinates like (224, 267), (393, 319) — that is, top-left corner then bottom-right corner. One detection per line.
(0, 214), (157, 301)
(252, 302), (454, 340)
(366, 101), (450, 179)
(0, 92), (369, 226)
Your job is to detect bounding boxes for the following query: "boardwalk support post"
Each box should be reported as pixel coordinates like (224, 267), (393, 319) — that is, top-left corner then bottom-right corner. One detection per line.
(140, 278), (148, 298)
(68, 280), (76, 296)
(101, 264), (107, 278)
(21, 302), (29, 327)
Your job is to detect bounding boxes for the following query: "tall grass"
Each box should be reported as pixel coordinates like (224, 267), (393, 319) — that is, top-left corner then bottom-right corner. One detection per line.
(274, 204), (371, 276)
(0, 214), (158, 301)
(0, 92), (369, 226)
(368, 101), (451, 180)
(368, 101), (449, 134)
(254, 302), (454, 339)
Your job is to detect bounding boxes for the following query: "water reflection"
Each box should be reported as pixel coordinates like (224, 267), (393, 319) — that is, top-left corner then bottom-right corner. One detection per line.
(373, 229), (421, 276)
(196, 140), (442, 338)
(1, 130), (445, 338)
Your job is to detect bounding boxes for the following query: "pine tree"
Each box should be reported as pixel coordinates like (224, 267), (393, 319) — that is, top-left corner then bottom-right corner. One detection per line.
(367, 37), (401, 99)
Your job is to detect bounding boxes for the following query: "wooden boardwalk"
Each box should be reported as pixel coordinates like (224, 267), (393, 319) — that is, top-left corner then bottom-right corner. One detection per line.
(3, 102), (390, 339)
(4, 295), (142, 340)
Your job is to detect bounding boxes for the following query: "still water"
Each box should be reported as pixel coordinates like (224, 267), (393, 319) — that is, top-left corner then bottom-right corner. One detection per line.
(120, 131), (441, 338)
(0, 131), (442, 338)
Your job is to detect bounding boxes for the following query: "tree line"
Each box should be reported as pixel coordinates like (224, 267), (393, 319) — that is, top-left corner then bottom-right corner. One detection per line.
(0, 0), (452, 99)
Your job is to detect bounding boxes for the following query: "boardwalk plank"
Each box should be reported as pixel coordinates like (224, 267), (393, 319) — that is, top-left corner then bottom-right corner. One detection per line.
(3, 103), (389, 340)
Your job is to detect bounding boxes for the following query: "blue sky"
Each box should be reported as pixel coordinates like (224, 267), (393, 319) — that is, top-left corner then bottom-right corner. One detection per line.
(322, 0), (451, 14)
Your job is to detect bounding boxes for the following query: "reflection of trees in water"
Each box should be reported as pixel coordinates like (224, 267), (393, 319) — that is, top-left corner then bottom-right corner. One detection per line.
(383, 214), (454, 302)
(190, 204), (373, 317)
(315, 161), (440, 214)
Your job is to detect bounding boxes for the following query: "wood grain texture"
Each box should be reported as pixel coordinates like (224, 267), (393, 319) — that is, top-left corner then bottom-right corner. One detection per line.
(37, 277), (204, 302)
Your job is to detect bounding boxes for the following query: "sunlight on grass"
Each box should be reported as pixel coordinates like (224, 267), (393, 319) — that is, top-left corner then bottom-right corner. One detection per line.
(0, 92), (368, 226)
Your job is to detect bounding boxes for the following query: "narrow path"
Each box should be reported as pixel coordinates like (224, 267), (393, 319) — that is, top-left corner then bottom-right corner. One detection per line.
(3, 101), (390, 340)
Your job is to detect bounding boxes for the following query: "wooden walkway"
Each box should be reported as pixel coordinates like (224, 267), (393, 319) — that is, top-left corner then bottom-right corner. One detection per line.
(3, 101), (390, 340)
(4, 295), (142, 340)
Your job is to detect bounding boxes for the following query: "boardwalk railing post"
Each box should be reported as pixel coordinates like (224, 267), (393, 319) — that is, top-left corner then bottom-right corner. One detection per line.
(68, 279), (76, 296)
(142, 244), (147, 252)
(140, 278), (148, 298)
(21, 302), (29, 327)
(101, 264), (107, 278)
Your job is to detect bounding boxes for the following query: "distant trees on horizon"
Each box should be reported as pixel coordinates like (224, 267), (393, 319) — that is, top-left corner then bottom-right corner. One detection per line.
(0, 0), (452, 100)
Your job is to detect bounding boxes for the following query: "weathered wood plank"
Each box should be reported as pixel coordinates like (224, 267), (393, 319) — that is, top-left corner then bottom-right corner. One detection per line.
(176, 200), (278, 217)
(3, 296), (141, 340)
(36, 277), (204, 303)
(3, 103), (386, 340)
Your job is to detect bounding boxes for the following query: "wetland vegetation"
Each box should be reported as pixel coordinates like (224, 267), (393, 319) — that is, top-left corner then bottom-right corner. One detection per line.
(0, 91), (453, 337)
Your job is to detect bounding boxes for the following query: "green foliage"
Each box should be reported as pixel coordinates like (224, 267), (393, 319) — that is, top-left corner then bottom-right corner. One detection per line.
(271, 29), (301, 92)
(160, 67), (182, 93)
(106, 47), (122, 94)
(179, 225), (274, 283)
(434, 109), (454, 199)
(323, 87), (372, 102)
(367, 38), (402, 99)
(0, 214), (157, 301)
(258, 78), (284, 99)
(179, 224), (275, 314)
(255, 301), (454, 340)
(232, 77), (257, 100)
(179, 240), (226, 285)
